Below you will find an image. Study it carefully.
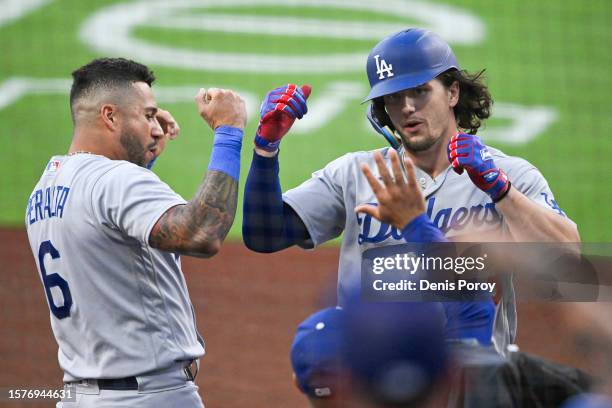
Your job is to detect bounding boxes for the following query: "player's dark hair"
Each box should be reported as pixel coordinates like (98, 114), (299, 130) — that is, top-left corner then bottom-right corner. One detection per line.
(69, 57), (155, 120)
(437, 68), (492, 135)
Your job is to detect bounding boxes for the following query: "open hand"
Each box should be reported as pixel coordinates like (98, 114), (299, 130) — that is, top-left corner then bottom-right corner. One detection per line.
(355, 150), (426, 230)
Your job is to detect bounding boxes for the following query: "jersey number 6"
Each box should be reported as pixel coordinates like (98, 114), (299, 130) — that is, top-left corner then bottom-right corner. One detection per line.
(38, 240), (72, 319)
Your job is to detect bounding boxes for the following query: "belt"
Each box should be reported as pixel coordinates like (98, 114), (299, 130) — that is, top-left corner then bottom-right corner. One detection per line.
(97, 377), (139, 391)
(72, 360), (197, 391)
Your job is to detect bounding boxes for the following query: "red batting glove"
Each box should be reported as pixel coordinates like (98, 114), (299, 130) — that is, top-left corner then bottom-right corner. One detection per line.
(254, 84), (311, 152)
(448, 133), (510, 202)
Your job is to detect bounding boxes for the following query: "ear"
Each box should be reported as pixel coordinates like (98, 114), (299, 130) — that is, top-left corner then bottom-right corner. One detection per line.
(448, 81), (460, 108)
(100, 104), (119, 131)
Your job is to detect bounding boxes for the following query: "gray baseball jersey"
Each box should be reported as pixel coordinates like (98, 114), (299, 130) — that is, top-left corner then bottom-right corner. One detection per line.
(283, 146), (572, 353)
(25, 154), (204, 382)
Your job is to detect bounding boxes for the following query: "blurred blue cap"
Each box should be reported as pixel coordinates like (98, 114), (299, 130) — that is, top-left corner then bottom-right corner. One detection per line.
(290, 307), (344, 398)
(342, 301), (449, 404)
(561, 394), (612, 408)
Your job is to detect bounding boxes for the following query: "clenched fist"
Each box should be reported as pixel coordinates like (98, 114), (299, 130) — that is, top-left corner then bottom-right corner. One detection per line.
(448, 133), (510, 202)
(195, 88), (247, 131)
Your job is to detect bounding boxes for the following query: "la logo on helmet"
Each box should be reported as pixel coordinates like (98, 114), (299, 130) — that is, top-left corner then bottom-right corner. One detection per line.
(374, 55), (394, 79)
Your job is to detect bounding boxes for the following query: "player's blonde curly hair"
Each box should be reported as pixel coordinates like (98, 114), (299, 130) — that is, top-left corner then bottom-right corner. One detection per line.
(437, 69), (492, 135)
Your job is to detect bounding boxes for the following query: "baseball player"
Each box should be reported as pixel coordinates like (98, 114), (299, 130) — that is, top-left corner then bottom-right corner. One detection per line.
(25, 57), (246, 407)
(290, 307), (347, 408)
(290, 303), (452, 408)
(243, 28), (579, 353)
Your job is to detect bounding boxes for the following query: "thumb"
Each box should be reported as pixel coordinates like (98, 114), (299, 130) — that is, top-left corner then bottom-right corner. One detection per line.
(355, 204), (378, 219)
(451, 159), (464, 175)
(300, 84), (312, 99)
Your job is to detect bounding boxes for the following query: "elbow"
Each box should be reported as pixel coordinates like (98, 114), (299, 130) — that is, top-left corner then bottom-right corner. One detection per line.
(569, 224), (581, 243)
(242, 237), (266, 253)
(247, 246), (279, 254)
(201, 238), (222, 257)
(242, 238), (256, 252)
(242, 234), (279, 254)
(188, 238), (222, 258)
(242, 226), (264, 253)
(558, 217), (580, 243)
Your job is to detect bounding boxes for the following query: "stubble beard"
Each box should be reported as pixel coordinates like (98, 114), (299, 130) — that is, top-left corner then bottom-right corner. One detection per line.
(401, 133), (440, 152)
(119, 126), (147, 167)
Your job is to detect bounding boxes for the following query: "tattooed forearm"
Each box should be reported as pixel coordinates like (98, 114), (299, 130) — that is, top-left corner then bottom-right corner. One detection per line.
(150, 170), (238, 257)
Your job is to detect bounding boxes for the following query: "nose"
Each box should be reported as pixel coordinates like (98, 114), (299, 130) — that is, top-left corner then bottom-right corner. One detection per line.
(400, 96), (416, 115)
(151, 117), (163, 139)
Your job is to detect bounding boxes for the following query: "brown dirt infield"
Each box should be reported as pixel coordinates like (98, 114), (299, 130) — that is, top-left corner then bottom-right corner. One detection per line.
(0, 227), (600, 407)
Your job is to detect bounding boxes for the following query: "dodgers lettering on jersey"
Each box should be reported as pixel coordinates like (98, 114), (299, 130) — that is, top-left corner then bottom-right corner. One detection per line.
(357, 197), (502, 245)
(283, 146), (574, 355)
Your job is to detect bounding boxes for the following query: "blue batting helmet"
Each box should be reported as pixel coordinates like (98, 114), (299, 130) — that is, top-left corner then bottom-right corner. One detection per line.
(363, 28), (460, 103)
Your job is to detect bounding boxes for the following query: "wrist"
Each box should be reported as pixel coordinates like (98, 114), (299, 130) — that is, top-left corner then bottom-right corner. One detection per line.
(485, 168), (510, 202)
(251, 149), (279, 171)
(254, 132), (280, 152)
(215, 125), (244, 138)
(394, 208), (427, 230)
(254, 146), (278, 157)
(492, 181), (512, 203)
(214, 121), (245, 131)
(208, 127), (243, 181)
(401, 213), (447, 243)
(400, 213), (429, 233)
(470, 167), (510, 202)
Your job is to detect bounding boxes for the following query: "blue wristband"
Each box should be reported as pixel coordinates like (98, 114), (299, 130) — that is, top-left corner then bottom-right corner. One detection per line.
(401, 213), (447, 243)
(208, 126), (243, 181)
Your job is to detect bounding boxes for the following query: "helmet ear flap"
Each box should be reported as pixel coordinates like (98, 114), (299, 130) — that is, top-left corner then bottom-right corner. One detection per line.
(367, 98), (402, 150)
(372, 98), (395, 131)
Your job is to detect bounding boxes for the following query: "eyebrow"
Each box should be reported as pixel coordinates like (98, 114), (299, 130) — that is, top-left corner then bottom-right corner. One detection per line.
(144, 106), (158, 114)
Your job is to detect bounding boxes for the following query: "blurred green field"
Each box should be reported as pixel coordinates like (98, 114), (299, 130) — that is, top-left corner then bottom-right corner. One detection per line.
(1, 0), (610, 241)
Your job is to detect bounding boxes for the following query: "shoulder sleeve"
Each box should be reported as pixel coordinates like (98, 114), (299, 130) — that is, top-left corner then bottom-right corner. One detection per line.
(502, 157), (571, 219)
(282, 153), (352, 247)
(91, 163), (187, 244)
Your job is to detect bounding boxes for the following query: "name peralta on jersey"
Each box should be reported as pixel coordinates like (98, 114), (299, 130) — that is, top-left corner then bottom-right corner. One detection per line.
(283, 146), (571, 353)
(25, 154), (204, 382)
